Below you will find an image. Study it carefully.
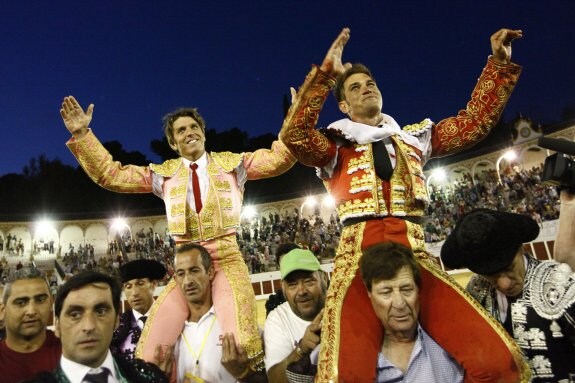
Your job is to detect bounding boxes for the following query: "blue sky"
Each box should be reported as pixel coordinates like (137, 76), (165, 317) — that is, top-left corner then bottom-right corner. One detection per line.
(1, 0), (574, 176)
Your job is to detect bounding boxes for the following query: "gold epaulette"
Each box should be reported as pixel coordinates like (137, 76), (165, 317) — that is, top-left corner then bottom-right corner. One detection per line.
(211, 151), (243, 173)
(150, 158), (182, 177)
(402, 118), (433, 136)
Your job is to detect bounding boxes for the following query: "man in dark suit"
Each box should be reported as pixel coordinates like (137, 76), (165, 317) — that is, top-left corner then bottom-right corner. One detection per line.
(26, 271), (167, 383)
(111, 259), (166, 360)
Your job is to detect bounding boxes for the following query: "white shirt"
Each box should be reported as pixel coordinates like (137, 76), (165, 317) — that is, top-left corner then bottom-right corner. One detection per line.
(132, 308), (150, 330)
(175, 307), (235, 383)
(60, 350), (118, 383)
(263, 301), (311, 371)
(152, 153), (209, 213)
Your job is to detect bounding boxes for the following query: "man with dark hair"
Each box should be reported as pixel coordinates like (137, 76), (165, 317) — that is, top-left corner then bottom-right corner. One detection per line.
(28, 271), (167, 383)
(441, 208), (575, 382)
(360, 242), (463, 382)
(264, 249), (327, 383)
(111, 259), (166, 359)
(140, 243), (264, 383)
(0, 267), (61, 383)
(280, 27), (527, 381)
(60, 94), (296, 370)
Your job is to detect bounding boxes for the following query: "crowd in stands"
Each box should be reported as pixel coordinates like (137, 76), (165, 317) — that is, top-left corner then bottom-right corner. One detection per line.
(425, 164), (560, 242)
(0, 164), (563, 282)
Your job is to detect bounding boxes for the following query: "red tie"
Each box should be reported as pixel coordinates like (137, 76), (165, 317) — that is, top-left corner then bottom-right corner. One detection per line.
(190, 163), (202, 213)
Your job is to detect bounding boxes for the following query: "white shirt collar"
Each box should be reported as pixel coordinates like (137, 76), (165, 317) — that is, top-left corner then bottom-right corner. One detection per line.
(185, 305), (216, 325)
(182, 152), (208, 169)
(60, 350), (117, 383)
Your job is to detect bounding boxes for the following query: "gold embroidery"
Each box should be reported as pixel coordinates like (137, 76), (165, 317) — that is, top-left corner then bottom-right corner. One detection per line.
(211, 151), (242, 173)
(216, 236), (265, 371)
(214, 180), (231, 192)
(402, 118), (432, 135)
(170, 203), (185, 217)
(149, 158), (182, 177)
(219, 197), (233, 210)
(346, 150), (371, 175)
(317, 222), (364, 382)
(169, 184), (186, 198)
(279, 67), (336, 167)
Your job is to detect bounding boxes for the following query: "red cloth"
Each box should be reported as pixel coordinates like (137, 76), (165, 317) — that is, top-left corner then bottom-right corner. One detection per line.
(190, 163), (202, 213)
(0, 330), (62, 383)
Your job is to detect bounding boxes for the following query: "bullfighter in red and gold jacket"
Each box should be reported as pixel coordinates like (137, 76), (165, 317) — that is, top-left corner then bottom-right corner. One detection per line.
(280, 28), (530, 382)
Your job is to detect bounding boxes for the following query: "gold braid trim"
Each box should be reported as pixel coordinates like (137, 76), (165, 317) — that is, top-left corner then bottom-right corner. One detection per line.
(317, 222), (365, 382)
(413, 250), (532, 383)
(435, 58), (522, 156)
(279, 66), (336, 167)
(211, 151), (243, 173)
(216, 236), (265, 371)
(150, 158), (183, 177)
(135, 278), (179, 359)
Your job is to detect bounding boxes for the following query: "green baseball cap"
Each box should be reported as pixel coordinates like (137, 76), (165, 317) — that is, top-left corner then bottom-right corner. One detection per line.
(280, 249), (321, 279)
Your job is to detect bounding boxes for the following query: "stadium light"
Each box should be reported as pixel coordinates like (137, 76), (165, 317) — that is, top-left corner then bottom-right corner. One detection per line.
(322, 195), (335, 208)
(242, 205), (257, 220)
(300, 196), (317, 217)
(426, 168), (446, 195)
(496, 150), (517, 184)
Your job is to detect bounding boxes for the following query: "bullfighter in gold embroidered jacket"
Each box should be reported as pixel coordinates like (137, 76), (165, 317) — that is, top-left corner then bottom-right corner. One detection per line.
(279, 28), (531, 382)
(60, 99), (296, 374)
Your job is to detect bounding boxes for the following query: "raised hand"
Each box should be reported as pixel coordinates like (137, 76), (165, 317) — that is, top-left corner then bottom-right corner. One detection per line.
(320, 28), (352, 77)
(298, 309), (323, 354)
(60, 95), (94, 138)
(490, 28), (523, 64)
(221, 333), (250, 380)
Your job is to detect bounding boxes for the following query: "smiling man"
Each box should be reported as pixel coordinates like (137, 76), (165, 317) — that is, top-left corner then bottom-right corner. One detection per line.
(263, 249), (327, 382)
(29, 271), (166, 383)
(0, 268), (61, 383)
(361, 242), (463, 382)
(60, 97), (296, 371)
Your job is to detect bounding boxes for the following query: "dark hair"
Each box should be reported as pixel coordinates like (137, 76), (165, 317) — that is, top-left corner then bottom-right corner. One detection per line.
(54, 271), (122, 317)
(3, 267), (50, 304)
(360, 242), (421, 291)
(175, 242), (211, 271)
(333, 63), (375, 103)
(162, 108), (206, 148)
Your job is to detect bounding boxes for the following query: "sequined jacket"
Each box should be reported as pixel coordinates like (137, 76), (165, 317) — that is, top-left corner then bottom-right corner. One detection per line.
(110, 310), (141, 360)
(467, 255), (575, 382)
(280, 58), (521, 222)
(66, 130), (296, 242)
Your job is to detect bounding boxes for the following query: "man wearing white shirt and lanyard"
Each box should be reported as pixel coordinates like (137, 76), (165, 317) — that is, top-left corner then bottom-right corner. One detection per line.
(163, 242), (265, 383)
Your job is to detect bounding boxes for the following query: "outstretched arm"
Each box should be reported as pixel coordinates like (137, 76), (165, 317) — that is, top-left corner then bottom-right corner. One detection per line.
(430, 28), (523, 157)
(61, 96), (154, 193)
(279, 28), (352, 168)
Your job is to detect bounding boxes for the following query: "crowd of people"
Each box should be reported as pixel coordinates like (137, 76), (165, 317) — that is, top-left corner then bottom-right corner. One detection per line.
(424, 164), (561, 242)
(0, 26), (574, 383)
